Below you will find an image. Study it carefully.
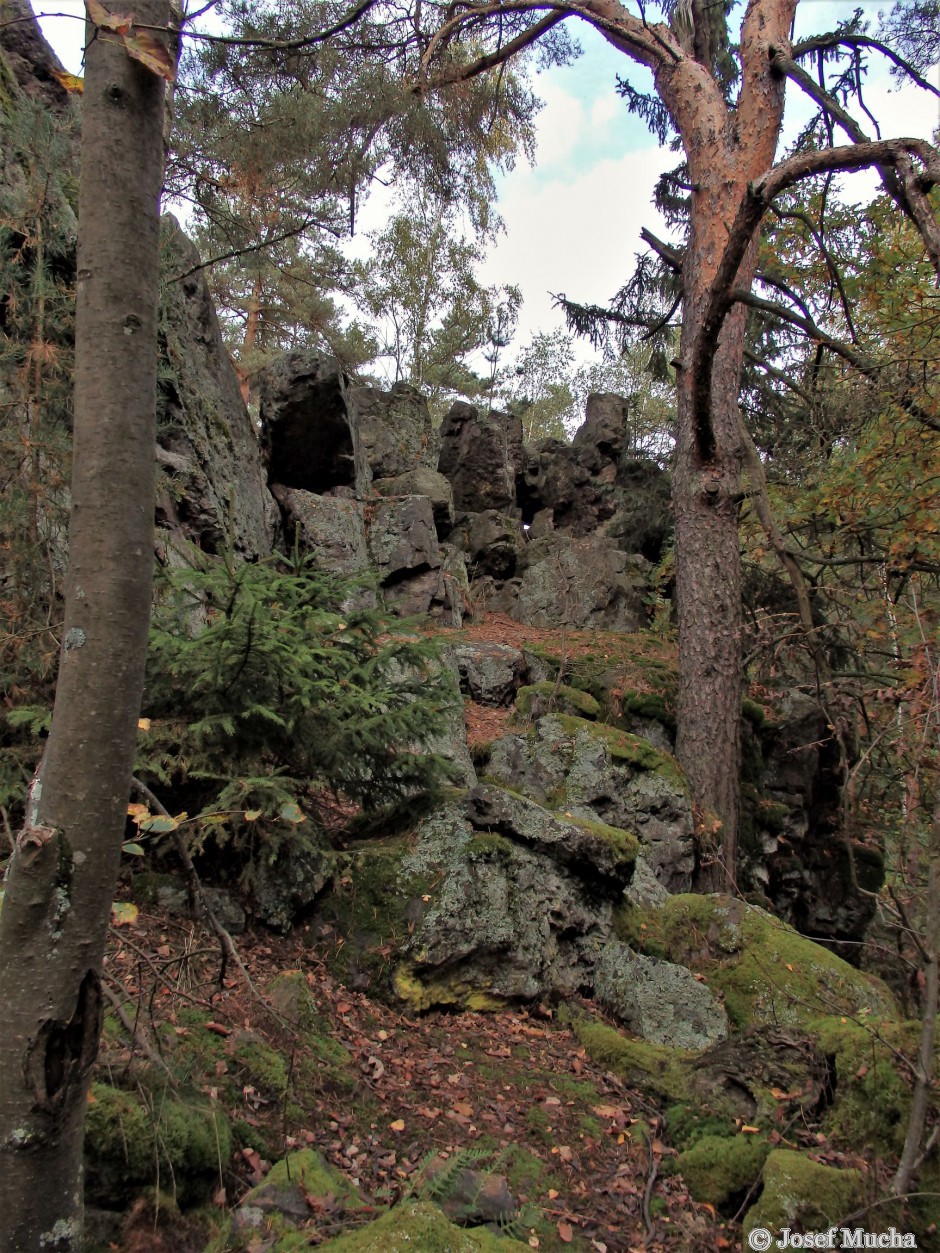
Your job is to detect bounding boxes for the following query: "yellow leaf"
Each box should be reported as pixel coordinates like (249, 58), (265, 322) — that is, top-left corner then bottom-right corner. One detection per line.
(123, 30), (177, 81)
(244, 808), (263, 821)
(741, 1125), (761, 1134)
(389, 1119), (405, 1132)
(137, 717), (151, 730)
(52, 69), (84, 94)
(127, 802), (149, 820)
(111, 900), (139, 926)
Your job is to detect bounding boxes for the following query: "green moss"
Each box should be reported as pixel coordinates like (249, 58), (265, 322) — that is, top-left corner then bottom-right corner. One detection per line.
(566, 815), (639, 866)
(741, 697), (768, 728)
(465, 832), (515, 862)
(742, 1149), (864, 1239)
(552, 715), (689, 793)
(514, 682), (601, 721)
(573, 1019), (692, 1100)
(316, 1199), (531, 1250)
(84, 1082), (231, 1203)
(618, 689), (676, 732)
(234, 1038), (290, 1098)
(811, 1015), (935, 1158)
(250, 1149), (363, 1209)
(640, 894), (896, 1030)
(266, 971), (355, 1096)
(675, 1134), (771, 1208)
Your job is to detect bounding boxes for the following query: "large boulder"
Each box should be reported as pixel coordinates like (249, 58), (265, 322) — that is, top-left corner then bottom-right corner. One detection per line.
(484, 714), (694, 893)
(373, 465), (455, 535)
(438, 402), (523, 515)
(316, 785), (636, 1009)
(367, 495), (442, 616)
(626, 893), (897, 1029)
(508, 534), (651, 631)
(156, 218), (279, 560)
(347, 382), (436, 479)
(273, 487), (370, 579)
(258, 351), (371, 496)
(452, 641), (527, 706)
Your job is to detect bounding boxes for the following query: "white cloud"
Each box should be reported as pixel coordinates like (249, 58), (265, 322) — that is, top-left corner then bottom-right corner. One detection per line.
(479, 146), (671, 343)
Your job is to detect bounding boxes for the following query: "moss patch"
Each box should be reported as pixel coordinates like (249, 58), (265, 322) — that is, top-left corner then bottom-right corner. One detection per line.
(632, 894), (896, 1029)
(84, 1082), (231, 1205)
(392, 961), (507, 1013)
(675, 1133), (771, 1209)
(316, 1199), (531, 1250)
(742, 1149), (864, 1239)
(514, 682), (601, 721)
(572, 1019), (693, 1101)
(550, 715), (689, 793)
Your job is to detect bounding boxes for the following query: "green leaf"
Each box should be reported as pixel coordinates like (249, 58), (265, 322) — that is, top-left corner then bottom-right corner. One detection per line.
(139, 813), (181, 833)
(121, 841), (145, 857)
(278, 800), (306, 824)
(111, 901), (139, 926)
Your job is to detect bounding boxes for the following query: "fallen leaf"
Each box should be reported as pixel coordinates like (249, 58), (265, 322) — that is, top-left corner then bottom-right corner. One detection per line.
(111, 901), (139, 926)
(389, 1119), (405, 1132)
(557, 1221), (574, 1243)
(452, 1101), (473, 1117)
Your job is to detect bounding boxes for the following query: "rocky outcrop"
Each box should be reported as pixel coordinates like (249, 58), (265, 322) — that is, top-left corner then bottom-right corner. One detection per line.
(483, 715), (695, 895)
(157, 217), (279, 561)
(437, 401), (523, 515)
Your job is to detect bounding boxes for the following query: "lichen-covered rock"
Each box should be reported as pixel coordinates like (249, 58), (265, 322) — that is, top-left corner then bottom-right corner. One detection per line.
(509, 534), (651, 632)
(486, 714), (694, 894)
(374, 465), (455, 534)
(317, 1199), (530, 1251)
(385, 785), (637, 1010)
(453, 641), (526, 706)
(595, 942), (728, 1050)
(438, 401), (523, 515)
(368, 495), (441, 583)
(347, 381), (436, 480)
(274, 488), (371, 581)
(630, 893), (897, 1029)
(742, 1150), (864, 1241)
(252, 839), (335, 933)
(157, 217), (279, 560)
(258, 351), (371, 496)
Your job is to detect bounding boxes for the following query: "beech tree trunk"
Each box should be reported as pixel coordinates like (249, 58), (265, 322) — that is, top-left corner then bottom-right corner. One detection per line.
(0, 5), (170, 1248)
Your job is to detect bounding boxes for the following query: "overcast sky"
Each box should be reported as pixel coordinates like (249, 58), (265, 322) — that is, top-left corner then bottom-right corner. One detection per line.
(34, 2), (938, 352)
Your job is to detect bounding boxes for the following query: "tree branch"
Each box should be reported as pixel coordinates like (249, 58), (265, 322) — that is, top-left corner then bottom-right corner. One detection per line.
(732, 287), (940, 433)
(690, 136), (940, 446)
(791, 32), (940, 99)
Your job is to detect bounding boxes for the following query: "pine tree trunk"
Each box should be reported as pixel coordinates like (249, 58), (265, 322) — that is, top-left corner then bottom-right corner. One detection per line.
(0, 6), (171, 1248)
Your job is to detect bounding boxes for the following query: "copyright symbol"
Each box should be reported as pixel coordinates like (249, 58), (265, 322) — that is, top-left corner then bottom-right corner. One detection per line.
(748, 1230), (773, 1252)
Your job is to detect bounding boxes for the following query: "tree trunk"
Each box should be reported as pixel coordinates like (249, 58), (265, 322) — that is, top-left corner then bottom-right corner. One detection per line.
(0, 5), (171, 1249)
(673, 287), (747, 891)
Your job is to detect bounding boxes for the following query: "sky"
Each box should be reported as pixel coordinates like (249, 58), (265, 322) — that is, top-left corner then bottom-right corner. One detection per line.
(32, 1), (940, 354)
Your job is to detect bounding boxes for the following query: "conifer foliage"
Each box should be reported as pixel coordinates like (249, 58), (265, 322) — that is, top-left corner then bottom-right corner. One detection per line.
(139, 550), (459, 866)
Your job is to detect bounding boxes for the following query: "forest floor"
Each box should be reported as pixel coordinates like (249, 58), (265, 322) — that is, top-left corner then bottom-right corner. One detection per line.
(99, 904), (732, 1253)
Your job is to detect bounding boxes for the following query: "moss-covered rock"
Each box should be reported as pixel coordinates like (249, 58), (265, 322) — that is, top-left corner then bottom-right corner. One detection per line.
(486, 714), (693, 893)
(84, 1082), (231, 1205)
(742, 1149), (864, 1239)
(632, 894), (896, 1029)
(513, 682), (601, 722)
(675, 1133), (771, 1208)
(246, 1149), (365, 1212)
(388, 785), (637, 1012)
(316, 1199), (531, 1250)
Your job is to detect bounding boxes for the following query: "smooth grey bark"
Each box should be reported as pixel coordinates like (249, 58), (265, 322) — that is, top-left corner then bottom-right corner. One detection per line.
(0, 4), (171, 1249)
